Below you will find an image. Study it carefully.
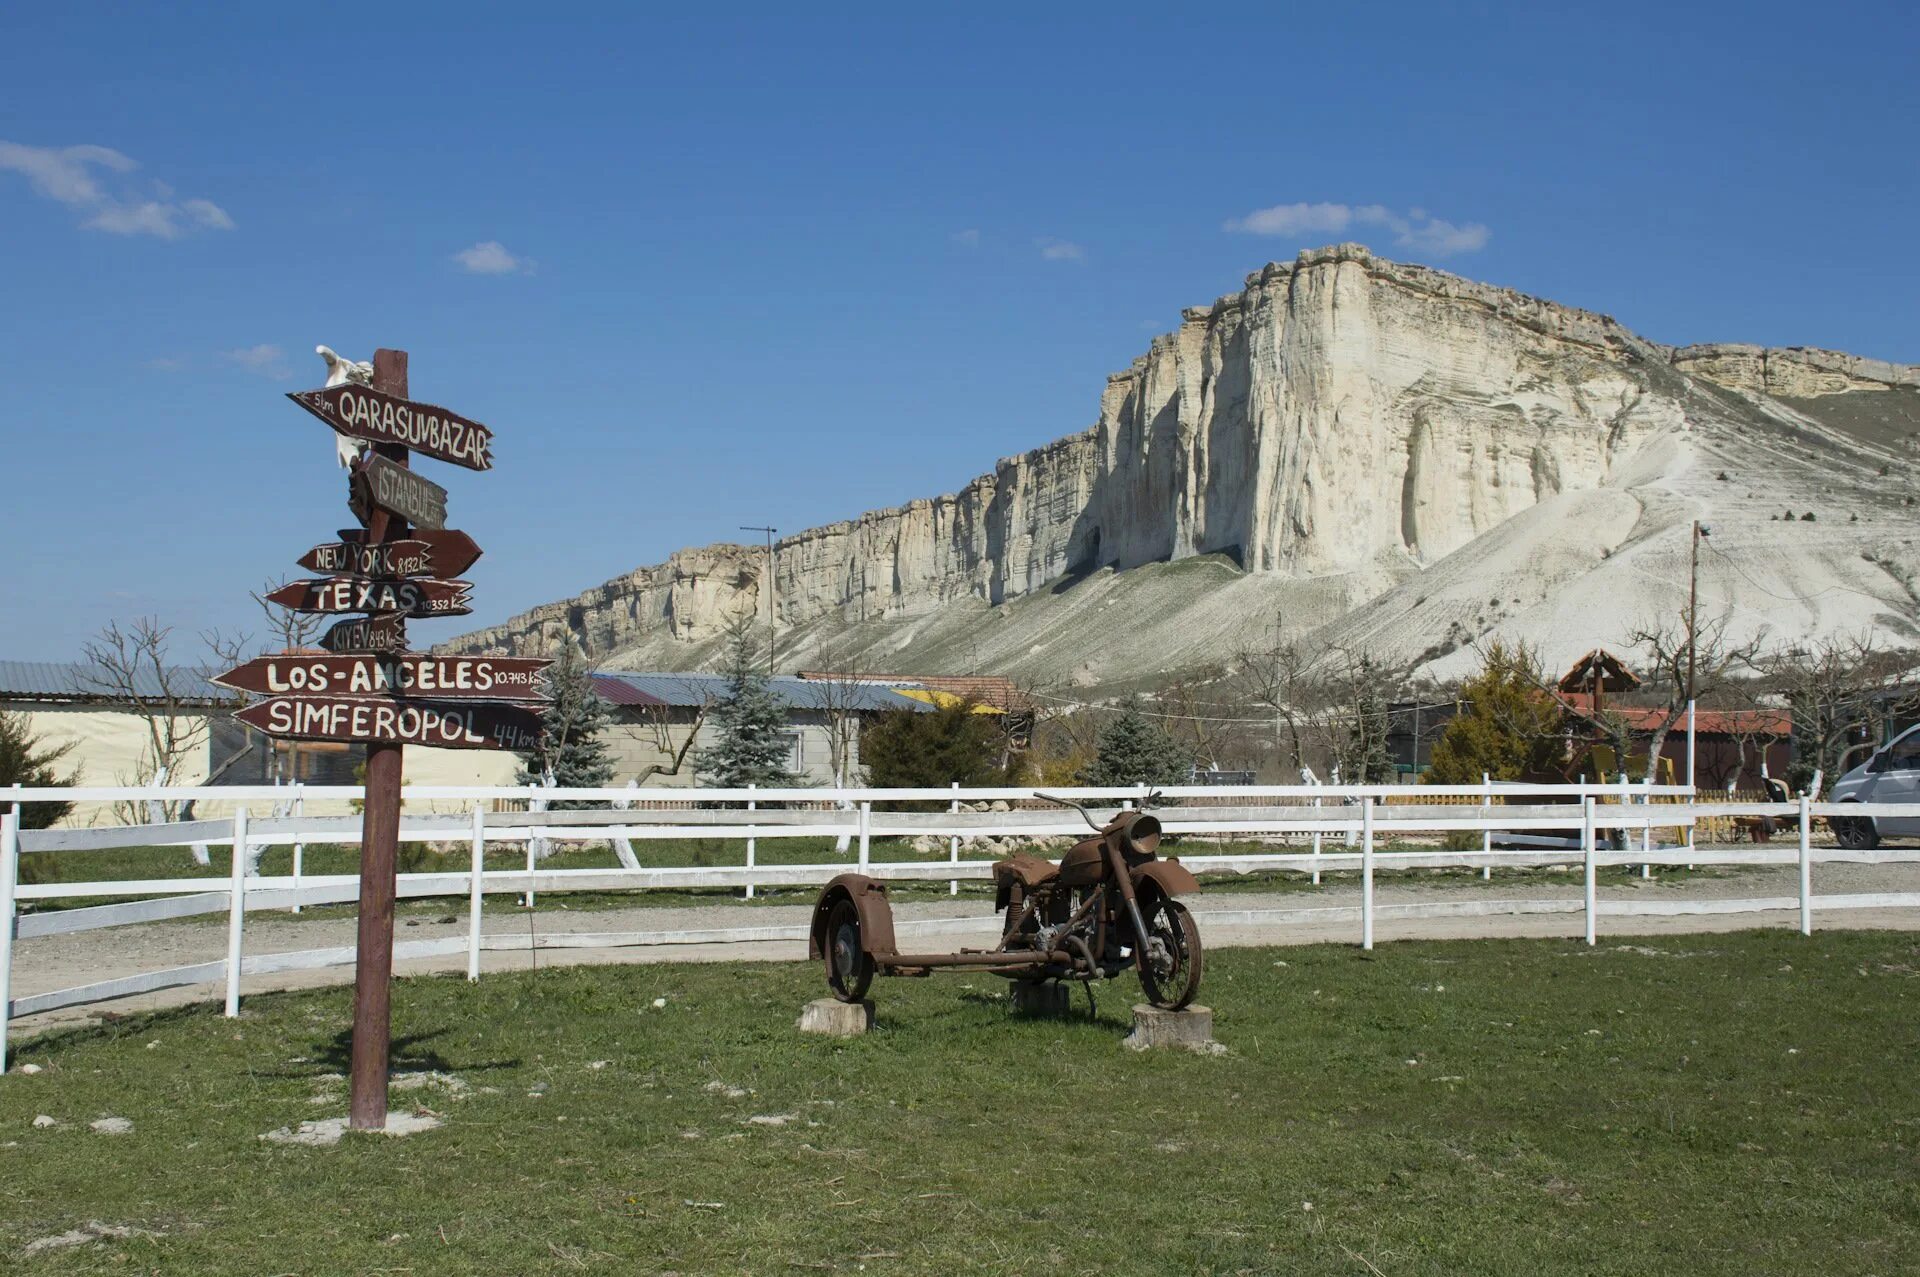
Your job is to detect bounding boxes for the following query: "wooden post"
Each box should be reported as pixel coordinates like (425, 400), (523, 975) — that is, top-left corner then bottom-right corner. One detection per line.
(858, 801), (871, 872)
(468, 802), (485, 981)
(1798, 793), (1813, 936)
(224, 805), (248, 1017)
(744, 784), (756, 900)
(349, 347), (410, 1132)
(1360, 796), (1374, 951)
(0, 807), (18, 1074)
(1582, 796), (1597, 947)
(1310, 778), (1323, 885)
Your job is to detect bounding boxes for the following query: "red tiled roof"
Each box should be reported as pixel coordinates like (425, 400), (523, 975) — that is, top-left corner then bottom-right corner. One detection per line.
(1561, 693), (1790, 736)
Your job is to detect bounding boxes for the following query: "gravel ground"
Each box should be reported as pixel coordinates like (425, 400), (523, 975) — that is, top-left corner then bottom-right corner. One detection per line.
(11, 855), (1920, 1032)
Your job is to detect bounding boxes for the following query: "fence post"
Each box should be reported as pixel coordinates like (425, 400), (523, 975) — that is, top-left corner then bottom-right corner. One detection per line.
(949, 781), (961, 896)
(468, 802), (485, 982)
(0, 807), (18, 1074)
(1308, 773), (1323, 886)
(1480, 773), (1492, 880)
(858, 801), (871, 873)
(1360, 796), (1374, 952)
(744, 785), (757, 901)
(1798, 793), (1813, 937)
(224, 806), (248, 1018)
(290, 785), (305, 914)
(1582, 796), (1597, 947)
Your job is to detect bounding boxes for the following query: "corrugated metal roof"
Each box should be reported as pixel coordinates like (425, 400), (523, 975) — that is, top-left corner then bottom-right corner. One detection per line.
(0, 659), (229, 703)
(594, 671), (931, 713)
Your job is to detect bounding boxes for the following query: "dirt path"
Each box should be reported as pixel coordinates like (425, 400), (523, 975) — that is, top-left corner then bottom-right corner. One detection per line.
(12, 858), (1920, 1033)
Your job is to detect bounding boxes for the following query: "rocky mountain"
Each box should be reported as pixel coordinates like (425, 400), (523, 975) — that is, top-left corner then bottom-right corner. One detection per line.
(445, 244), (1920, 689)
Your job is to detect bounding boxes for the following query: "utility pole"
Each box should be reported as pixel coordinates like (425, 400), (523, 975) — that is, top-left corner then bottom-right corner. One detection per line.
(740, 525), (777, 675)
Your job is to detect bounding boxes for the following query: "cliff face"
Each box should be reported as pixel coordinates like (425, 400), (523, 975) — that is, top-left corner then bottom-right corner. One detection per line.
(447, 244), (1919, 671)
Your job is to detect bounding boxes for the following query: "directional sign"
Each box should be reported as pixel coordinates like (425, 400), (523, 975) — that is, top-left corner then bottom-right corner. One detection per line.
(287, 383), (494, 471)
(305, 528), (483, 578)
(267, 577), (472, 617)
(214, 654), (551, 700)
(350, 455), (448, 531)
(319, 615), (409, 654)
(236, 696), (544, 751)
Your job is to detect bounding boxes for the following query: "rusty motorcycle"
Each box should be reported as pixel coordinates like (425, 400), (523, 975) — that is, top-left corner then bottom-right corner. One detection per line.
(809, 794), (1204, 1009)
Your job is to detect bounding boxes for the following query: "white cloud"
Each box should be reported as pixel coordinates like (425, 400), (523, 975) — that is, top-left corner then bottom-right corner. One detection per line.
(952, 228), (981, 248)
(454, 240), (533, 275)
(1037, 237), (1085, 262)
(221, 344), (292, 380)
(1223, 201), (1489, 257)
(0, 140), (233, 239)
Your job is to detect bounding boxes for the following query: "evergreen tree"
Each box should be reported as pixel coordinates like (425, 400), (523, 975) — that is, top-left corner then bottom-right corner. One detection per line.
(1078, 700), (1193, 788)
(519, 643), (615, 807)
(1, 708), (73, 830)
(1426, 642), (1564, 784)
(860, 698), (1011, 789)
(693, 628), (798, 788)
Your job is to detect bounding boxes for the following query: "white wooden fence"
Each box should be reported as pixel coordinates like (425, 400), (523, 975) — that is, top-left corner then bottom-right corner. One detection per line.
(3, 780), (1916, 1071)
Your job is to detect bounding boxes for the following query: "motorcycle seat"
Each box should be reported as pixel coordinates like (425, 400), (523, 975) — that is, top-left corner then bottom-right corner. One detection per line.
(993, 854), (1058, 891)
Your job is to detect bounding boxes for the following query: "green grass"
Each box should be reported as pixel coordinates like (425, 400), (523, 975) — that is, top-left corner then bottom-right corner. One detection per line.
(5, 931), (1918, 1273)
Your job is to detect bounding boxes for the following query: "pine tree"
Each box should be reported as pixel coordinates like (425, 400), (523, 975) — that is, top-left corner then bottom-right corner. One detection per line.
(693, 628), (798, 788)
(1426, 642), (1564, 784)
(1078, 700), (1193, 788)
(1, 708), (73, 830)
(519, 643), (615, 807)
(860, 698), (1011, 789)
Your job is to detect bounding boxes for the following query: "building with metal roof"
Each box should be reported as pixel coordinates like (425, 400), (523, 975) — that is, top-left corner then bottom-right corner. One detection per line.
(0, 659), (229, 705)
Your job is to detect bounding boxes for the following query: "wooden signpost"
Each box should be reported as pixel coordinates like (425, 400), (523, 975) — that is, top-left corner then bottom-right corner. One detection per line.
(221, 347), (545, 1131)
(287, 382), (495, 470)
(319, 614), (409, 654)
(235, 697), (545, 750)
(213, 653), (549, 699)
(301, 528), (483, 578)
(265, 577), (473, 617)
(351, 454), (450, 531)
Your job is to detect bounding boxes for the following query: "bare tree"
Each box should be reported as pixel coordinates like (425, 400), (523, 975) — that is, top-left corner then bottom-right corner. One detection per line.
(76, 617), (247, 823)
(1748, 633), (1918, 791)
(1621, 613), (1765, 785)
(632, 684), (713, 785)
(252, 576), (325, 653)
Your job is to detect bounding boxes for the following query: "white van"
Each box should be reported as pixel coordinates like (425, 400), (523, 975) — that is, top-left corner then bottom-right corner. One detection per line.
(1827, 723), (1920, 849)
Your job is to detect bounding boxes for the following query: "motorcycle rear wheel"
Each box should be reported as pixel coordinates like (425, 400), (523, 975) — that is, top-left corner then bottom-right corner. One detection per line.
(824, 898), (875, 1002)
(1137, 896), (1203, 1010)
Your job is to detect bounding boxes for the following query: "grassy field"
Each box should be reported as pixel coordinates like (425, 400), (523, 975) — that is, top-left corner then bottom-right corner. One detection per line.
(5, 930), (1917, 1274)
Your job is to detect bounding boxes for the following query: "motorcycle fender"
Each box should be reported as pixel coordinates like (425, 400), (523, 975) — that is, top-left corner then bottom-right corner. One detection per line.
(809, 874), (899, 961)
(1131, 859), (1200, 900)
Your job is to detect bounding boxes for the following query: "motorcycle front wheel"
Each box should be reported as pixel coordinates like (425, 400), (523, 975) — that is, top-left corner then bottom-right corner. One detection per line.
(1136, 896), (1203, 1010)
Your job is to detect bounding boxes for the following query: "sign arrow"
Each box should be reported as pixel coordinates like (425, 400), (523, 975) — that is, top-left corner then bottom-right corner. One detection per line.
(214, 654), (551, 700)
(236, 696), (544, 751)
(267, 577), (472, 618)
(349, 454), (448, 531)
(287, 382), (494, 471)
(319, 615), (408, 654)
(315, 528), (483, 578)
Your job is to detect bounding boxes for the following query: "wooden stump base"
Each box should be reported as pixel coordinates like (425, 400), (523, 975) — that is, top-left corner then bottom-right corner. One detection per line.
(1123, 1004), (1223, 1054)
(797, 998), (873, 1037)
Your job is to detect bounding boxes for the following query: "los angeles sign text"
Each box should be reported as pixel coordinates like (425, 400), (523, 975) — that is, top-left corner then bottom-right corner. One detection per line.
(236, 696), (544, 751)
(214, 654), (550, 700)
(288, 383), (494, 470)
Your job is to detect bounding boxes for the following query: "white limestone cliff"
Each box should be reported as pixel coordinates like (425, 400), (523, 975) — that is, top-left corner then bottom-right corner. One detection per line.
(446, 244), (1920, 680)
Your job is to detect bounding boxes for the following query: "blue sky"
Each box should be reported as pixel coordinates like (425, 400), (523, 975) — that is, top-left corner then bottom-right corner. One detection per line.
(3, 2), (1915, 661)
